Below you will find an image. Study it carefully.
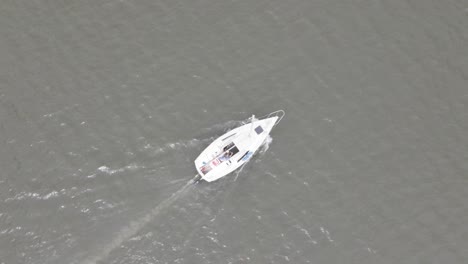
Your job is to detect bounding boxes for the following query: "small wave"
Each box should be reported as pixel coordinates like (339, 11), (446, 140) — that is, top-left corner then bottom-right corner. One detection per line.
(4, 190), (60, 202)
(320, 226), (334, 243)
(96, 163), (142, 175)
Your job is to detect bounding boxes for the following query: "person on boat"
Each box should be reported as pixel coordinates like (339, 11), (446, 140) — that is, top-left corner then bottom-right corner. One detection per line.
(220, 151), (232, 161)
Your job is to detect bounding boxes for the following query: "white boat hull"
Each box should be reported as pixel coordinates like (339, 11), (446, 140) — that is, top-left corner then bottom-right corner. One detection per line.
(194, 116), (278, 182)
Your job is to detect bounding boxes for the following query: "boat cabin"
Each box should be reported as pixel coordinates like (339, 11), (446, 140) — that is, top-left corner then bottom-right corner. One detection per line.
(200, 142), (240, 175)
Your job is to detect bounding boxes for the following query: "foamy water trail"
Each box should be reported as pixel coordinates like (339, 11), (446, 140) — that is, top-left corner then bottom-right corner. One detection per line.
(259, 135), (273, 154)
(81, 119), (251, 263)
(81, 175), (198, 264)
(233, 163), (247, 182)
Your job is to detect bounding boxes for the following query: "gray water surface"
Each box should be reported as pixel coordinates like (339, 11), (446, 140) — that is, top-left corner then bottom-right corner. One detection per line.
(1, 1), (468, 263)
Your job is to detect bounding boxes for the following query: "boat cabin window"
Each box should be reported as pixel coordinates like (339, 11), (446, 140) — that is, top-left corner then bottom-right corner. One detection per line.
(226, 146), (239, 155)
(255, 125), (264, 134)
(219, 145), (239, 162)
(200, 142), (241, 174)
(223, 142), (235, 152)
(222, 142), (239, 158)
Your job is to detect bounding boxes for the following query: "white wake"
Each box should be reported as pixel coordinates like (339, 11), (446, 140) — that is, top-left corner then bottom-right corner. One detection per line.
(80, 119), (252, 263)
(80, 175), (198, 264)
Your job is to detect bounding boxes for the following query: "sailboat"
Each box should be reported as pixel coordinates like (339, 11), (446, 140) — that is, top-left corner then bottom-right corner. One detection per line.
(194, 110), (284, 182)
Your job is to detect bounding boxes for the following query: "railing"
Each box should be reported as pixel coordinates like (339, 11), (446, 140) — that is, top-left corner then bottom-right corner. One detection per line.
(258, 110), (285, 126)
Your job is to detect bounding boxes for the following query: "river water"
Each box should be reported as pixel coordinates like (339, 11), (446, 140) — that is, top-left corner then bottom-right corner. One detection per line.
(1, 1), (468, 263)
